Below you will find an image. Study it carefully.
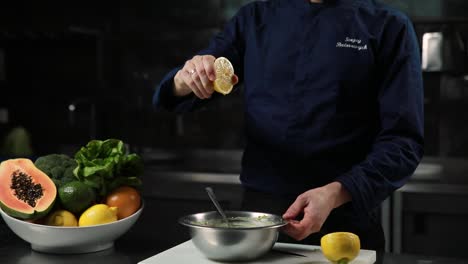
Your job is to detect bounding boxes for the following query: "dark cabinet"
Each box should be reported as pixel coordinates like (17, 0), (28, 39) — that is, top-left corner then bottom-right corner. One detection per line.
(393, 183), (468, 258)
(139, 169), (243, 247)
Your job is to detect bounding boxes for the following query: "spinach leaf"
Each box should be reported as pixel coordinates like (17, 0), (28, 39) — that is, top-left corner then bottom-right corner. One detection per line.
(73, 139), (143, 197)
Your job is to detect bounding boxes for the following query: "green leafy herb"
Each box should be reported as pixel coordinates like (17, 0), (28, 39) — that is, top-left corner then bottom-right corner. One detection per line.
(73, 139), (143, 198)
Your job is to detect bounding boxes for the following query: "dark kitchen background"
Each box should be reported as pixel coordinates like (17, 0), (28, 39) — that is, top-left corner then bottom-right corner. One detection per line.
(1, 0), (468, 260)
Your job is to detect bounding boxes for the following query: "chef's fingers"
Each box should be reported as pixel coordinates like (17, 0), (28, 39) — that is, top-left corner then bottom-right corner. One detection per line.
(181, 69), (204, 99)
(184, 60), (210, 99)
(190, 69), (211, 99)
(182, 61), (206, 99)
(193, 56), (214, 95)
(282, 195), (307, 220)
(281, 213), (315, 241)
(202, 55), (216, 81)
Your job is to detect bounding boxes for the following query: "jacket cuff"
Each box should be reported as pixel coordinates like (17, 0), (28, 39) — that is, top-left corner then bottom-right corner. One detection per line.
(153, 67), (195, 111)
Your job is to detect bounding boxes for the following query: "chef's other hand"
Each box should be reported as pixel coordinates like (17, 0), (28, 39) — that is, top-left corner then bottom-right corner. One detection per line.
(173, 55), (239, 99)
(282, 182), (351, 241)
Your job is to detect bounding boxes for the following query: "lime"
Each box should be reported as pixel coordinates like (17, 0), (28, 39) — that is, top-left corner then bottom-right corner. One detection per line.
(78, 204), (118, 226)
(58, 181), (96, 215)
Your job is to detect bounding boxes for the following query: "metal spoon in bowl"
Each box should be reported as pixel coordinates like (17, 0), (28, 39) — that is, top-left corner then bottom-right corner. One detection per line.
(205, 187), (231, 227)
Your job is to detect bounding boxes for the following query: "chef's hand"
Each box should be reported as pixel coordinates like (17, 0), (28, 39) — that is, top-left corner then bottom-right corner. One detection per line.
(173, 55), (238, 99)
(282, 182), (351, 241)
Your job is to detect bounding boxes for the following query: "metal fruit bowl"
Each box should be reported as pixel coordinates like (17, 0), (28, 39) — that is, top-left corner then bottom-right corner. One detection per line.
(179, 211), (287, 261)
(0, 203), (143, 254)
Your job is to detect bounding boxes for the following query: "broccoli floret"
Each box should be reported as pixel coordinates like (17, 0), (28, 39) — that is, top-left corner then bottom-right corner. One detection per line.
(34, 154), (78, 187)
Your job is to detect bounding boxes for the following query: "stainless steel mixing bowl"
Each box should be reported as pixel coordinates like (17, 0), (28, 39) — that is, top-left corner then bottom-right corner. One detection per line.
(178, 211), (287, 261)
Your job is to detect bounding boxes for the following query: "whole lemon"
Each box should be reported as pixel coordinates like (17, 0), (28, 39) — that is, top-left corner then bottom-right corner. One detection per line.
(320, 232), (360, 264)
(44, 210), (78, 227)
(78, 204), (118, 227)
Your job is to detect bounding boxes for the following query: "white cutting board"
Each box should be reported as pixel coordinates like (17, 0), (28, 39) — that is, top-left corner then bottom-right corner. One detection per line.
(139, 240), (376, 264)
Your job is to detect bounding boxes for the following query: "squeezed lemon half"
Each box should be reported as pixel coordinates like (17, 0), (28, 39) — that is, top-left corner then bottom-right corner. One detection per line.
(213, 57), (235, 95)
(320, 232), (361, 264)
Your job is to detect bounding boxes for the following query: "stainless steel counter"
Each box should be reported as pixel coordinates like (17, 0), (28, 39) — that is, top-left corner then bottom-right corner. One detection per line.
(141, 149), (468, 185)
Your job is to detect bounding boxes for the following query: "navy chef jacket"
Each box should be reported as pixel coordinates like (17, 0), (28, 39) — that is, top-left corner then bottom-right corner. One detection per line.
(153, 0), (424, 216)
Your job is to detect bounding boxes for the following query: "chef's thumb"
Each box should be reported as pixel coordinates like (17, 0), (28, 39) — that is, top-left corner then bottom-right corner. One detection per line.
(231, 74), (239, 85)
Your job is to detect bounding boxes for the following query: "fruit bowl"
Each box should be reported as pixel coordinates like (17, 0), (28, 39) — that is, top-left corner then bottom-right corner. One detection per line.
(0, 203), (143, 254)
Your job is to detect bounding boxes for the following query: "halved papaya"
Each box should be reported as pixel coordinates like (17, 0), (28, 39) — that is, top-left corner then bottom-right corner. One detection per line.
(0, 158), (56, 219)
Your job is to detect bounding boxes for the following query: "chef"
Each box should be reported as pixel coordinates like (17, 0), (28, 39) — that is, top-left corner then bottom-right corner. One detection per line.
(153, 0), (424, 251)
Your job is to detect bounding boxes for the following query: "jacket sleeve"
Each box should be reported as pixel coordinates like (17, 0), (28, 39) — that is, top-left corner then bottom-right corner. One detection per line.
(152, 5), (249, 113)
(335, 15), (424, 215)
